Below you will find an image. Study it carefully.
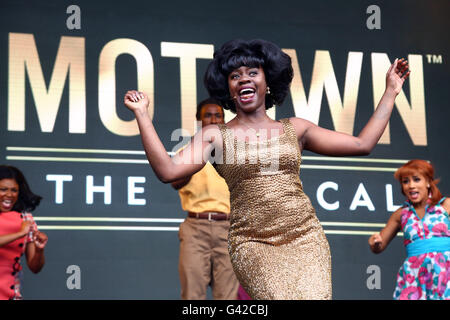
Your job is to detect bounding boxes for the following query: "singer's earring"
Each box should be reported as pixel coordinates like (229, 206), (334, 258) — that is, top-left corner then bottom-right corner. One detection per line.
(266, 86), (271, 95)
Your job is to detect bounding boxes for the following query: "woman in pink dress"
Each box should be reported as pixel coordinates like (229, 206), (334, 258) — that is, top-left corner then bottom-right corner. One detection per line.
(0, 165), (48, 300)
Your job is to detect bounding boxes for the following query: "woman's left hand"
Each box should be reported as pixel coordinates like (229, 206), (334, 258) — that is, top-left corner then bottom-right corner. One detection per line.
(386, 58), (410, 95)
(33, 231), (48, 250)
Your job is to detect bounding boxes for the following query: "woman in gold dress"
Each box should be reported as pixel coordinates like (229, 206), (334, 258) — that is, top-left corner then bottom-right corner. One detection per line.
(124, 39), (410, 299)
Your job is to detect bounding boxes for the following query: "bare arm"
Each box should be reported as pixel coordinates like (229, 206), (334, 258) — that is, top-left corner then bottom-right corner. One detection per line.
(26, 230), (48, 273)
(442, 198), (450, 213)
(0, 221), (31, 247)
(292, 58), (410, 156)
(368, 208), (402, 254)
(124, 91), (220, 183)
(171, 176), (192, 190)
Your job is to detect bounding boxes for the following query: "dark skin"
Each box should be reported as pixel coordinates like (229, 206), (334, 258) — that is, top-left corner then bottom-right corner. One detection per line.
(226, 60), (410, 152)
(124, 58), (409, 184)
(171, 104), (225, 190)
(0, 178), (47, 273)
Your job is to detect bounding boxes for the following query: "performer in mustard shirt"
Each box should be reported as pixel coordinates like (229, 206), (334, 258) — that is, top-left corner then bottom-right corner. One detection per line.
(171, 98), (239, 300)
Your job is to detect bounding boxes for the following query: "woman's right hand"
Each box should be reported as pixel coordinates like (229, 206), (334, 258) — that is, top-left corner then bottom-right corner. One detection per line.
(20, 221), (32, 237)
(368, 233), (383, 252)
(124, 90), (149, 114)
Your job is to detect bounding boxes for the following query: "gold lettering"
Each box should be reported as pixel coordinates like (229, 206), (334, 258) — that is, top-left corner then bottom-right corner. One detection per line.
(371, 53), (427, 145)
(283, 49), (362, 134)
(8, 33), (85, 133)
(161, 42), (214, 135)
(98, 38), (154, 136)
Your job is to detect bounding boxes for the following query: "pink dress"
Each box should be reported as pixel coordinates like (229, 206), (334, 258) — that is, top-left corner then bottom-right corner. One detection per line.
(0, 211), (37, 300)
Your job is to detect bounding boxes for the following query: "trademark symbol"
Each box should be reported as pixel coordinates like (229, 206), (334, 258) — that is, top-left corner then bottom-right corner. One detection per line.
(426, 54), (443, 64)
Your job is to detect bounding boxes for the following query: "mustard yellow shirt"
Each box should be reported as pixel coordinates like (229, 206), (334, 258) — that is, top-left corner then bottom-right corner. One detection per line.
(178, 162), (230, 214)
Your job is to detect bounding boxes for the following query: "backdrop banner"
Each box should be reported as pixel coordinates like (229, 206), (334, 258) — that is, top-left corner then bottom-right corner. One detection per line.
(0, 0), (448, 299)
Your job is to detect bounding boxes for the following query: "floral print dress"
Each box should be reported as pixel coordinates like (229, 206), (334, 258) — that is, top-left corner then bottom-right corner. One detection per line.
(394, 197), (450, 300)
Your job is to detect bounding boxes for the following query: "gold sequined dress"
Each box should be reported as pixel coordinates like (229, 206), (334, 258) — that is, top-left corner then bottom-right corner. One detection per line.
(215, 118), (332, 300)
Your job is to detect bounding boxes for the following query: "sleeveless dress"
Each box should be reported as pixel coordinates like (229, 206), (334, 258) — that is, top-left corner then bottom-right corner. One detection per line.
(0, 211), (37, 300)
(215, 118), (332, 300)
(393, 197), (450, 300)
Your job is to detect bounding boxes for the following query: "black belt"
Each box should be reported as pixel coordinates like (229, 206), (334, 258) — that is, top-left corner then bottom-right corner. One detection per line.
(188, 212), (229, 221)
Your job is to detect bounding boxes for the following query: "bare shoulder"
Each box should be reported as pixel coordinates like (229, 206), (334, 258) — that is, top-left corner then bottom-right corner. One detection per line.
(287, 117), (315, 137)
(383, 207), (403, 233)
(441, 197), (450, 213)
(287, 116), (310, 126)
(390, 207), (403, 222)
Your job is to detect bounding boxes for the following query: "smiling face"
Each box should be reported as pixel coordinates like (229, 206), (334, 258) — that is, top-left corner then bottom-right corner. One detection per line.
(0, 178), (19, 213)
(400, 171), (430, 205)
(228, 66), (267, 112)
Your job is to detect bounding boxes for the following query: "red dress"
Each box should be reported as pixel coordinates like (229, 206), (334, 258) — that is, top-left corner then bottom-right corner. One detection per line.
(0, 211), (37, 300)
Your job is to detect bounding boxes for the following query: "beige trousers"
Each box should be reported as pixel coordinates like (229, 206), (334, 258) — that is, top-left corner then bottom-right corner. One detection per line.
(178, 217), (239, 300)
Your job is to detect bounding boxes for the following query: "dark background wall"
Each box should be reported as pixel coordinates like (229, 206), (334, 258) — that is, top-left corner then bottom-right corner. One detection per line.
(0, 0), (448, 299)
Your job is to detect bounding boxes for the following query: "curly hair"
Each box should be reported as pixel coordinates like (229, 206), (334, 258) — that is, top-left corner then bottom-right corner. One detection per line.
(0, 165), (42, 212)
(394, 159), (443, 206)
(204, 39), (293, 113)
